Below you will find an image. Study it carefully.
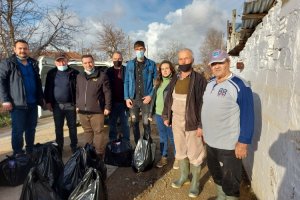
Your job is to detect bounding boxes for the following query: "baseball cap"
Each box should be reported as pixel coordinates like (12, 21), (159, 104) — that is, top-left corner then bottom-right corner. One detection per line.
(208, 49), (229, 65)
(55, 53), (67, 61)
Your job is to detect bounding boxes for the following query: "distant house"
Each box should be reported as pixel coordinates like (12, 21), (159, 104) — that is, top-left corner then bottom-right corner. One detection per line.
(39, 51), (82, 61)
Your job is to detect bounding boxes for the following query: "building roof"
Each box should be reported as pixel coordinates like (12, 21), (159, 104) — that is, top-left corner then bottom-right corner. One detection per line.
(227, 0), (276, 56)
(39, 51), (82, 61)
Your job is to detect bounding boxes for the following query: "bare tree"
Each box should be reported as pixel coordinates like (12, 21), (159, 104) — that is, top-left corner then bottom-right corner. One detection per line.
(0, 0), (80, 59)
(158, 40), (184, 65)
(199, 28), (226, 65)
(97, 21), (131, 60)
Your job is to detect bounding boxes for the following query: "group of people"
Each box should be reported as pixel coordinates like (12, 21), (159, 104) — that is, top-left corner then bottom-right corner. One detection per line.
(0, 39), (254, 200)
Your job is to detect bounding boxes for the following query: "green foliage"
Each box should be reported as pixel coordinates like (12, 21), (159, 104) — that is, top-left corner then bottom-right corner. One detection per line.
(0, 112), (11, 128)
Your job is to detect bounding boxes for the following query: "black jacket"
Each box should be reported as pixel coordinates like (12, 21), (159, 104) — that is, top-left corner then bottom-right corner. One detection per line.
(76, 68), (112, 113)
(0, 54), (44, 108)
(162, 70), (207, 131)
(44, 67), (79, 106)
(106, 65), (126, 104)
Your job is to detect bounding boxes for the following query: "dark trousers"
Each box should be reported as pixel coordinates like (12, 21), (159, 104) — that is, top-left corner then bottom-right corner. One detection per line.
(53, 103), (77, 150)
(206, 145), (242, 197)
(11, 104), (38, 155)
(109, 102), (130, 141)
(129, 99), (151, 144)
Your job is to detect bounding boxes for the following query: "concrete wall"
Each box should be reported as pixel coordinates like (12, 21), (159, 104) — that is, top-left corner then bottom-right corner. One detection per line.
(230, 1), (300, 199)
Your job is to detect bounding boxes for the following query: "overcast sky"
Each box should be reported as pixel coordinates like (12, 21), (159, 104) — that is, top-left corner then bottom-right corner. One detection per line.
(42, 0), (244, 63)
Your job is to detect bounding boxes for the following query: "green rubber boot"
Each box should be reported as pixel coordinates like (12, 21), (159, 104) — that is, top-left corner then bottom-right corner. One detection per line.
(215, 184), (226, 200)
(188, 164), (202, 198)
(171, 158), (190, 188)
(226, 196), (239, 200)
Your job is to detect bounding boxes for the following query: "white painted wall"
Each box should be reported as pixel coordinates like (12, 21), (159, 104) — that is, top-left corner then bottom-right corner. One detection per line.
(230, 1), (300, 199)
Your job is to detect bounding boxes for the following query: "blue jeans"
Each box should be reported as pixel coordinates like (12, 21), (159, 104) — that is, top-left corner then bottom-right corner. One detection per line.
(11, 104), (38, 155)
(155, 114), (175, 157)
(53, 103), (78, 151)
(130, 99), (151, 144)
(109, 103), (130, 141)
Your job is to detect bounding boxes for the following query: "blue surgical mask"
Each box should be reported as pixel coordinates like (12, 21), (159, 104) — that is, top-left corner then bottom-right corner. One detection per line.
(85, 68), (95, 75)
(57, 65), (68, 71)
(136, 50), (145, 60)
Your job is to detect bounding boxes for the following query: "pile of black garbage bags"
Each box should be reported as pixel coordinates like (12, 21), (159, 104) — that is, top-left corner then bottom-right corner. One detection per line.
(0, 142), (107, 200)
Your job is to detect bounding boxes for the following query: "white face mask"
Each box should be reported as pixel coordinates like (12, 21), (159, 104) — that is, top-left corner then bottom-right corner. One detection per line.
(57, 65), (68, 71)
(85, 68), (95, 75)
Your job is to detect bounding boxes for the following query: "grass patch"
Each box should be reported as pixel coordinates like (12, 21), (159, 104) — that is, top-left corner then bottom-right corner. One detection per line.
(0, 106), (11, 128)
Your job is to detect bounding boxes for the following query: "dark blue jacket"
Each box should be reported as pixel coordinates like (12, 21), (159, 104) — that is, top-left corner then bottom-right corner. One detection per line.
(124, 57), (157, 100)
(0, 54), (44, 108)
(44, 67), (79, 106)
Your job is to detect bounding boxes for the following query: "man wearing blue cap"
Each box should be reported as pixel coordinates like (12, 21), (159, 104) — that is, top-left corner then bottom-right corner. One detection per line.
(201, 49), (254, 200)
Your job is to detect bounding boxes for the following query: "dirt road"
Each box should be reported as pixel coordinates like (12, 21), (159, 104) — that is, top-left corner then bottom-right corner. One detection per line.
(0, 117), (257, 200)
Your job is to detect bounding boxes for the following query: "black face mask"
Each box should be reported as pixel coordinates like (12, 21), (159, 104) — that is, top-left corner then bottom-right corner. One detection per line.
(178, 63), (192, 72)
(113, 61), (122, 67)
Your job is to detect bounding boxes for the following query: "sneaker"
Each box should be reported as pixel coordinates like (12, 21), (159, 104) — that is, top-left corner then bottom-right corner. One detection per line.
(156, 156), (168, 168)
(173, 159), (179, 170)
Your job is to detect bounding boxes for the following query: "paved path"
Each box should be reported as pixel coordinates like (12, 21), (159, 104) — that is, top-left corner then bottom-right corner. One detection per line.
(0, 116), (117, 200)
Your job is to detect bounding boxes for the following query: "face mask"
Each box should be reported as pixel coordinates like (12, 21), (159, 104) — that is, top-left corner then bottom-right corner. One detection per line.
(85, 68), (95, 75)
(136, 50), (145, 60)
(178, 63), (192, 72)
(57, 65), (68, 71)
(113, 61), (122, 68)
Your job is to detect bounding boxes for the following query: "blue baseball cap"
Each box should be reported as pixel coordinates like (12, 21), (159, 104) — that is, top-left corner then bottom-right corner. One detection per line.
(208, 49), (229, 65)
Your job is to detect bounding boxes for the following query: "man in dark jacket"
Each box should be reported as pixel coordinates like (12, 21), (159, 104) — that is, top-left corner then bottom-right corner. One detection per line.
(106, 51), (130, 141)
(0, 39), (44, 155)
(44, 53), (79, 154)
(76, 55), (111, 158)
(162, 48), (207, 198)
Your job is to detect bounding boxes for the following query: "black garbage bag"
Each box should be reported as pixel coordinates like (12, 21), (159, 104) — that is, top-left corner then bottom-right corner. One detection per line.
(132, 133), (156, 173)
(33, 142), (64, 189)
(58, 147), (87, 199)
(104, 138), (133, 167)
(20, 167), (62, 200)
(31, 142), (61, 164)
(85, 143), (107, 180)
(0, 154), (33, 186)
(68, 168), (107, 200)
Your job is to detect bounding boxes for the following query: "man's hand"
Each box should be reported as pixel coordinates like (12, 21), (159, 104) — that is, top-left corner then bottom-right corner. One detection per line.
(142, 96), (151, 104)
(76, 107), (79, 113)
(46, 103), (53, 112)
(126, 99), (133, 108)
(164, 120), (170, 127)
(196, 128), (203, 137)
(235, 142), (248, 159)
(196, 128), (205, 143)
(104, 109), (110, 115)
(2, 102), (12, 111)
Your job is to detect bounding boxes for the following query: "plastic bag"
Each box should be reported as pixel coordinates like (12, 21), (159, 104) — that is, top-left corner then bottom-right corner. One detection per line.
(58, 147), (87, 199)
(104, 138), (133, 167)
(132, 134), (156, 172)
(33, 142), (64, 188)
(0, 154), (33, 186)
(20, 167), (62, 200)
(68, 168), (107, 200)
(85, 143), (107, 180)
